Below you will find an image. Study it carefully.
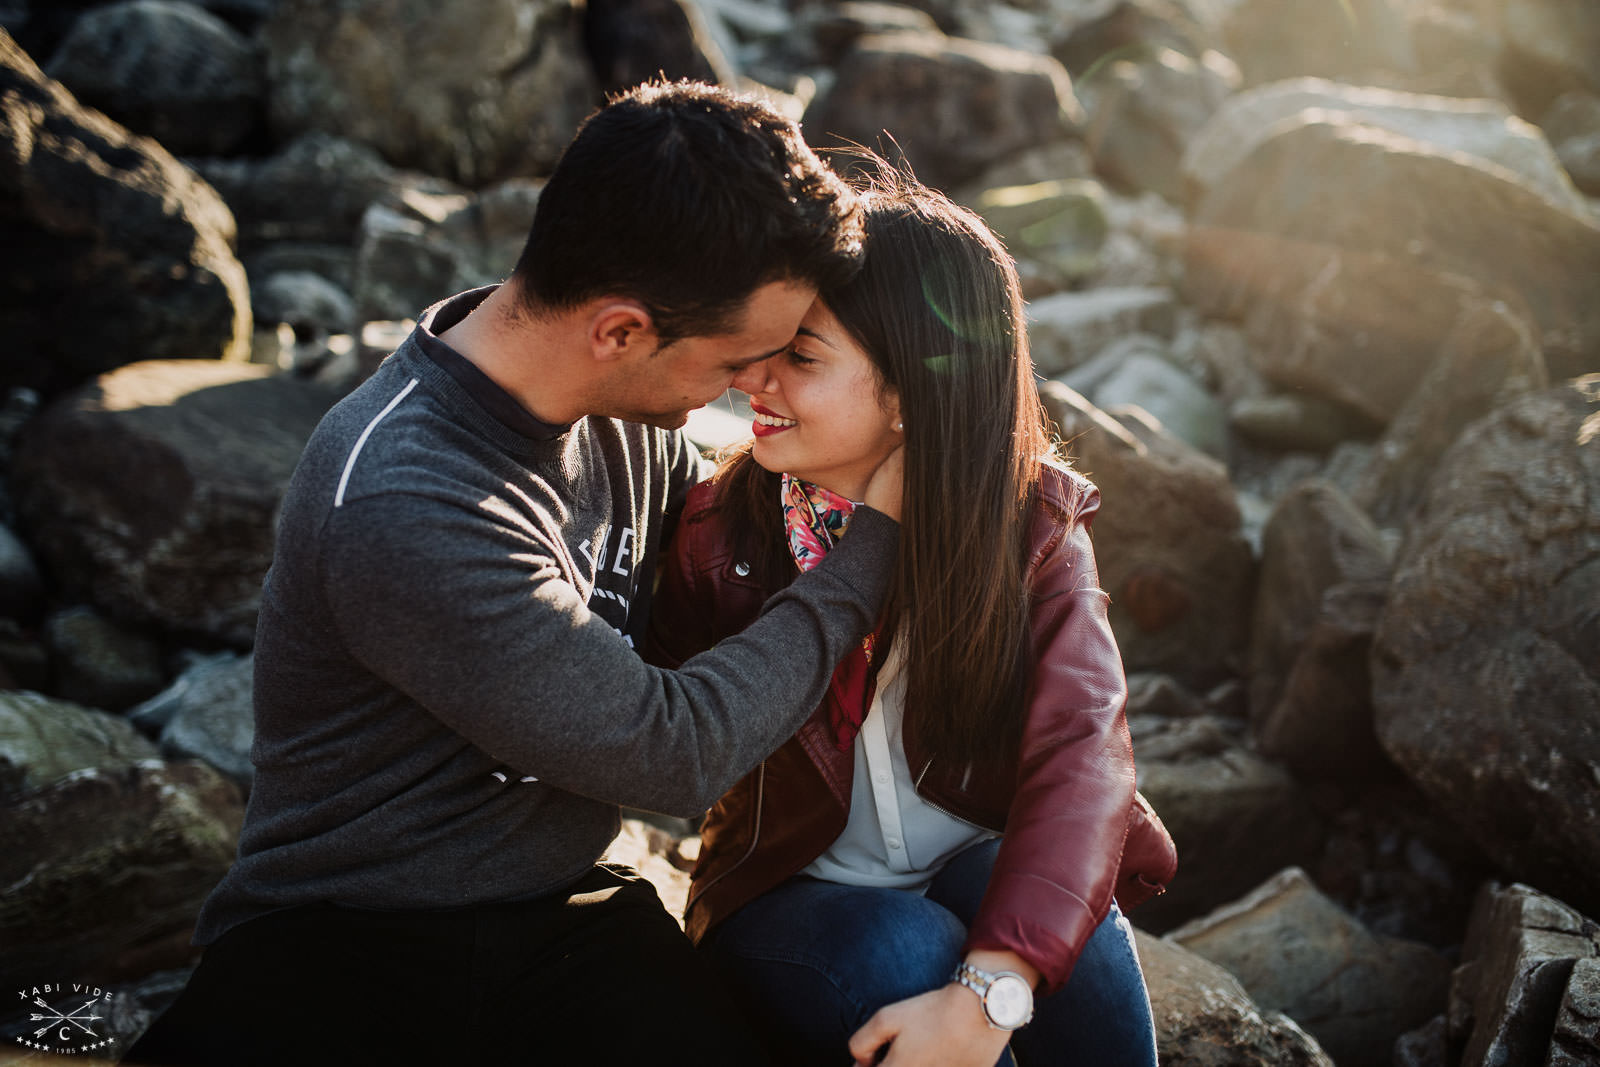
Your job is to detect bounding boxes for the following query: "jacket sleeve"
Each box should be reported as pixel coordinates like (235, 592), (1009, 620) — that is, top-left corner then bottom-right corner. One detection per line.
(963, 484), (1137, 995)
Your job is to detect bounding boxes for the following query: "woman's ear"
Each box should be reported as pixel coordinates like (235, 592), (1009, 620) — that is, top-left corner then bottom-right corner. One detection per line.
(885, 389), (903, 434)
(588, 300), (657, 363)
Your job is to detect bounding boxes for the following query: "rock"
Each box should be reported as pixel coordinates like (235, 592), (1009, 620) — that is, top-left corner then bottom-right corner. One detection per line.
(0, 691), (158, 798)
(1180, 78), (1588, 216)
(1220, 0), (1412, 87)
(1039, 384), (1253, 686)
(0, 759), (242, 992)
(1138, 930), (1336, 1065)
(1184, 117), (1600, 421)
(955, 139), (1094, 197)
(1062, 338), (1228, 458)
(190, 133), (463, 254)
(11, 360), (342, 646)
(1549, 956), (1600, 1066)
(1079, 47), (1237, 202)
(799, 1), (942, 65)
(1450, 882), (1600, 1067)
(803, 31), (1083, 191)
(1027, 287), (1178, 377)
(0, 619), (50, 692)
(1168, 866), (1451, 1066)
(1175, 318), (1263, 410)
(1393, 1014), (1449, 1067)
(1542, 92), (1600, 198)
(263, 0), (598, 186)
(1126, 671), (1208, 720)
(1352, 299), (1549, 528)
(1229, 393), (1377, 453)
(1407, 5), (1506, 101)
(252, 271), (358, 342)
(352, 180), (543, 323)
(972, 178), (1109, 290)
(44, 606), (167, 712)
(1049, 0), (1220, 76)
(0, 521), (45, 621)
(1372, 378), (1600, 916)
(601, 818), (694, 923)
(1131, 715), (1324, 931)
(130, 652), (255, 787)
(43, 0), (264, 157)
(1494, 0), (1600, 117)
(583, 0), (734, 95)
(0, 27), (251, 396)
(1248, 481), (1391, 780)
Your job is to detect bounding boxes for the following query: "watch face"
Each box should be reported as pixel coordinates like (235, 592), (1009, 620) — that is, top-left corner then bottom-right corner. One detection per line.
(985, 974), (1033, 1029)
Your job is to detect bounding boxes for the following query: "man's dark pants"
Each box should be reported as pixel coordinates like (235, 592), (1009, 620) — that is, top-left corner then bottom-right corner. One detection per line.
(125, 865), (769, 1065)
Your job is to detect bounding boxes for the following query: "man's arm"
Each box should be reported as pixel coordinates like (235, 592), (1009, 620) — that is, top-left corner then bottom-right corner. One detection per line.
(320, 491), (897, 817)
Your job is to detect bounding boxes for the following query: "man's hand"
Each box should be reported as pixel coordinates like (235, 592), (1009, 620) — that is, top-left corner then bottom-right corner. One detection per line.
(862, 446), (905, 522)
(847, 983), (1011, 1067)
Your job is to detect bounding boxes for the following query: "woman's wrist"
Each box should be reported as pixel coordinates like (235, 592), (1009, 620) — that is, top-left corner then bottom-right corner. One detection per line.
(961, 948), (1040, 990)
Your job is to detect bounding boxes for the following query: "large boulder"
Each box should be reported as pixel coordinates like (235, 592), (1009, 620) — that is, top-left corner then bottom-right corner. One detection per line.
(1492, 0), (1600, 116)
(1139, 930), (1335, 1065)
(130, 652), (255, 787)
(1219, 0), (1411, 87)
(1371, 378), (1600, 916)
(1542, 92), (1600, 198)
(1130, 715), (1324, 931)
(582, 0), (734, 95)
(1039, 384), (1253, 685)
(262, 0), (598, 186)
(0, 691), (158, 797)
(44, 605), (167, 712)
(1180, 78), (1588, 216)
(803, 31), (1083, 191)
(0, 28), (251, 396)
(1248, 481), (1392, 779)
(1027, 287), (1178, 377)
(11, 360), (342, 646)
(1168, 867), (1451, 1067)
(43, 0), (264, 157)
(1059, 335), (1228, 459)
(1184, 117), (1600, 421)
(1448, 882), (1600, 1067)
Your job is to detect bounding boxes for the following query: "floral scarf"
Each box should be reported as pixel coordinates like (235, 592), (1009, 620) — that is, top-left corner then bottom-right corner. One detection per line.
(781, 473), (878, 751)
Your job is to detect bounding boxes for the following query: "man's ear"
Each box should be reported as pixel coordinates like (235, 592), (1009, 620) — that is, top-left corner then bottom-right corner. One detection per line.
(588, 300), (657, 363)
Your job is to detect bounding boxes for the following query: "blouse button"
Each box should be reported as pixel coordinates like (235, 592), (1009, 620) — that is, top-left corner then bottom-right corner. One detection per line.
(733, 562), (751, 577)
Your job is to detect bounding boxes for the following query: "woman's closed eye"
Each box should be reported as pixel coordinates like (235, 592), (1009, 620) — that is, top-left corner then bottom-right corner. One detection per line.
(787, 349), (819, 368)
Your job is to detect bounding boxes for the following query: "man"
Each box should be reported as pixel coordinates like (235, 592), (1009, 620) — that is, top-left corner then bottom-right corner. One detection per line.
(127, 81), (901, 1065)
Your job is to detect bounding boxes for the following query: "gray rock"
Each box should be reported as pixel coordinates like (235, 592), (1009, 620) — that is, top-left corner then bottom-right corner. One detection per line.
(1229, 393), (1377, 453)
(0, 521), (45, 621)
(1027, 286), (1177, 377)
(11, 360), (342, 646)
(1220, 0), (1411, 87)
(1543, 92), (1600, 198)
(1050, 0), (1221, 76)
(1249, 481), (1391, 780)
(972, 178), (1108, 289)
(1181, 78), (1588, 216)
(804, 31), (1083, 191)
(1394, 1014), (1450, 1067)
(0, 690), (158, 798)
(44, 605), (167, 712)
(252, 271), (358, 342)
(1131, 714), (1324, 931)
(800, 1), (942, 64)
(1168, 866), (1451, 1066)
(584, 0), (735, 95)
(0, 618), (50, 692)
(1079, 47), (1237, 202)
(1074, 347), (1228, 459)
(138, 652), (255, 786)
(1372, 378), (1600, 916)
(1126, 671), (1207, 720)
(264, 0), (597, 185)
(1450, 882), (1600, 1067)
(191, 132), (463, 253)
(1184, 117), (1600, 420)
(352, 180), (542, 323)
(0, 758), (242, 992)
(1040, 385), (1253, 686)
(1548, 956), (1600, 1066)
(1352, 299), (1549, 528)
(1139, 929), (1336, 1065)
(44, 0), (263, 156)
(955, 139), (1094, 198)
(0, 28), (251, 396)
(1496, 0), (1600, 116)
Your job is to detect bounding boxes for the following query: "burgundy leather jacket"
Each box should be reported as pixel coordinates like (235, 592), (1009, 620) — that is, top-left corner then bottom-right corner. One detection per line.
(645, 464), (1177, 992)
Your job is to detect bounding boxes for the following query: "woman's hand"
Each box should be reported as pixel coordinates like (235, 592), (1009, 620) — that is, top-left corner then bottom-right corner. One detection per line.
(862, 445), (905, 522)
(847, 983), (1010, 1067)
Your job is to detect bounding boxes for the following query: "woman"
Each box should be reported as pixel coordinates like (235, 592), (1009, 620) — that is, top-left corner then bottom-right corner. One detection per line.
(646, 172), (1176, 1066)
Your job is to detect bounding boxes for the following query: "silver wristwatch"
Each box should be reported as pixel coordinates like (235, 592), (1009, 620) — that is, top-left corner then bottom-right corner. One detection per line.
(952, 961), (1034, 1031)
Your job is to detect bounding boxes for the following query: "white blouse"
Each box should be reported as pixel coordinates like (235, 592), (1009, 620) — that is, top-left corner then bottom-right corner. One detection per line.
(800, 641), (998, 892)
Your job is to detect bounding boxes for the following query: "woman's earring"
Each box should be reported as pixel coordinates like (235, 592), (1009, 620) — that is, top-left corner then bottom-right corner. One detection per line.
(894, 420), (903, 433)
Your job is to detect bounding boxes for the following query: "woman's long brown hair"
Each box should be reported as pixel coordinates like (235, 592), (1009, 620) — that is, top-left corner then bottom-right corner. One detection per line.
(712, 168), (1052, 766)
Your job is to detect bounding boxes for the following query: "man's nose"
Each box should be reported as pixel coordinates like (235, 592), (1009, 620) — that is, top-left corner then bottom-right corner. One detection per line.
(730, 359), (773, 396)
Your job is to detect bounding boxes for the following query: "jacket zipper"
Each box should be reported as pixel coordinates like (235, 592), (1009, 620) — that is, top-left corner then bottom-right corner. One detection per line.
(688, 761), (765, 903)
(913, 757), (993, 832)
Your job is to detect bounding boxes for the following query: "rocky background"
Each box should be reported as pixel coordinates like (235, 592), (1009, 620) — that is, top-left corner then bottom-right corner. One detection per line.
(0, 0), (1596, 1063)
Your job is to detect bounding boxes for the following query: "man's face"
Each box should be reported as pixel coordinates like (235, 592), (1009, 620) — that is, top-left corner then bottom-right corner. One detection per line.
(605, 280), (817, 429)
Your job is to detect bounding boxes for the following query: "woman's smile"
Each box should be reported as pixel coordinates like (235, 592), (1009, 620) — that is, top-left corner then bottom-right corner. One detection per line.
(750, 399), (797, 436)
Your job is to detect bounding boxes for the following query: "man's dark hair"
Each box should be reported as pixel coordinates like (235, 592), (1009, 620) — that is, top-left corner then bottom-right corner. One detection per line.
(510, 80), (864, 344)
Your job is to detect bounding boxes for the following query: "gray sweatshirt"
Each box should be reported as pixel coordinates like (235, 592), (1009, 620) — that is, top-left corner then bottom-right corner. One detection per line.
(194, 289), (896, 944)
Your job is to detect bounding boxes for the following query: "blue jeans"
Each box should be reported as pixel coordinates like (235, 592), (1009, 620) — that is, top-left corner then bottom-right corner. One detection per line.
(703, 839), (1158, 1066)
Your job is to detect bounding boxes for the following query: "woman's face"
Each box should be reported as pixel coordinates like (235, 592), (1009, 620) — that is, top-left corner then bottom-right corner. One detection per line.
(742, 299), (901, 501)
